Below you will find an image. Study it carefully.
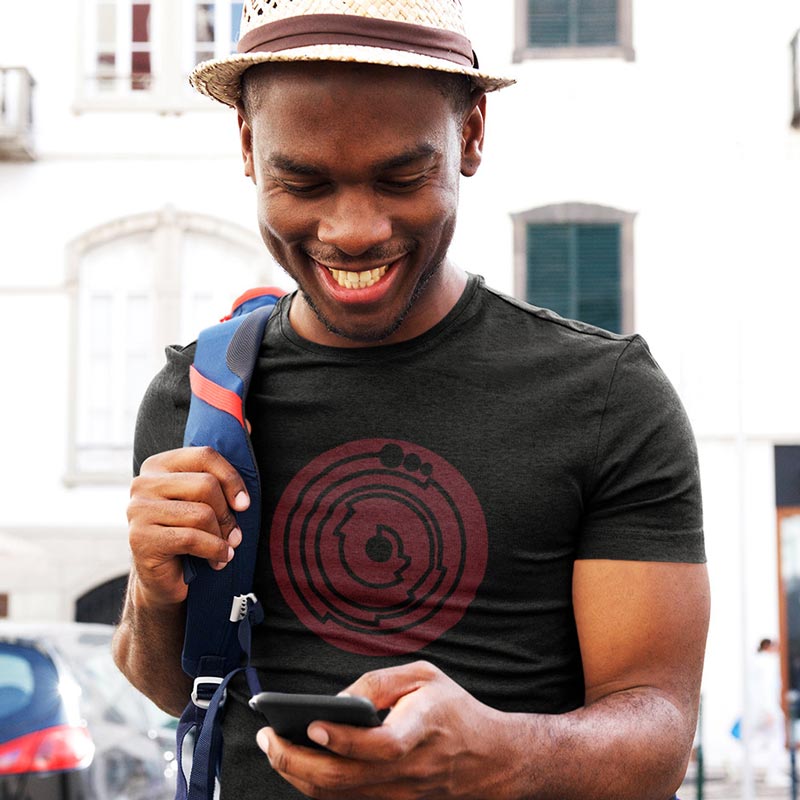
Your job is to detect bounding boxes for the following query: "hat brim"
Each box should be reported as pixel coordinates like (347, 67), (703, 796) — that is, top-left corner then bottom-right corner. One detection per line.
(190, 43), (516, 107)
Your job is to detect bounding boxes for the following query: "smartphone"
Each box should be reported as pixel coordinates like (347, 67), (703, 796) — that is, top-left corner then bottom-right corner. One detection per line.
(248, 691), (384, 749)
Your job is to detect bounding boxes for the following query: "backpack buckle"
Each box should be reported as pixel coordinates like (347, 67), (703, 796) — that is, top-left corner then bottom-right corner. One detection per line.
(191, 676), (225, 709)
(229, 593), (259, 622)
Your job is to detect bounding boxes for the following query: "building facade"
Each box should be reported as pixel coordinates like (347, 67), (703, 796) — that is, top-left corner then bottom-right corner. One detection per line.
(2, 0), (799, 773)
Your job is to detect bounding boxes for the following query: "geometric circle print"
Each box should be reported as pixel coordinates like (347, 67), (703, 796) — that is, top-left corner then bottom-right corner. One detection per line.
(270, 439), (488, 655)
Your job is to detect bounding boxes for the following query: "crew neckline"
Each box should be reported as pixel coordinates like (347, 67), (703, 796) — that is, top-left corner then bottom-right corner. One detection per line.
(276, 273), (484, 360)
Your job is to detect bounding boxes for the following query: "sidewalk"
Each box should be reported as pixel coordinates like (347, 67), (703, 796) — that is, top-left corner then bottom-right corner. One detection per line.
(679, 769), (793, 799)
(678, 779), (790, 799)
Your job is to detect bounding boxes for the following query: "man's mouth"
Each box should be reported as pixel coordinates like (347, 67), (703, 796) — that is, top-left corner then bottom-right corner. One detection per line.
(326, 265), (389, 290)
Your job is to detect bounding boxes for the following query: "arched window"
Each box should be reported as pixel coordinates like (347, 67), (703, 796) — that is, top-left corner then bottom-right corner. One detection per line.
(75, 574), (129, 625)
(65, 206), (285, 483)
(512, 202), (635, 334)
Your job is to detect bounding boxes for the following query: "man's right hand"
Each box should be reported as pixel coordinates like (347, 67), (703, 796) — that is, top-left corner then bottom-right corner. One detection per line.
(126, 446), (250, 608)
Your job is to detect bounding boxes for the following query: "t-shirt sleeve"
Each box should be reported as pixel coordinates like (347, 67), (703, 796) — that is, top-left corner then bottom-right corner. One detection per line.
(132, 342), (196, 477)
(578, 335), (705, 563)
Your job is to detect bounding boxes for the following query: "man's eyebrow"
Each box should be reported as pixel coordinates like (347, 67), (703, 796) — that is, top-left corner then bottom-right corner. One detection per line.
(374, 144), (438, 172)
(267, 144), (438, 177)
(268, 154), (324, 177)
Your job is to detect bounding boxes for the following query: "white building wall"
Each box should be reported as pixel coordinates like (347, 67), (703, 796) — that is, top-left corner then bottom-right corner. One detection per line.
(1, 0), (799, 772)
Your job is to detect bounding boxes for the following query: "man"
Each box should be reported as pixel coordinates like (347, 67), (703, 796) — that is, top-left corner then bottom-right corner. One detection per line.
(113, 1), (709, 798)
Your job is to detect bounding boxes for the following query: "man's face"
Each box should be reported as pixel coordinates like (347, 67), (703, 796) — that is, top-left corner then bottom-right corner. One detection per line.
(238, 62), (485, 347)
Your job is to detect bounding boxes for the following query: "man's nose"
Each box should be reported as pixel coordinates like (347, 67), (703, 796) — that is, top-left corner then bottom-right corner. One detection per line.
(317, 188), (393, 256)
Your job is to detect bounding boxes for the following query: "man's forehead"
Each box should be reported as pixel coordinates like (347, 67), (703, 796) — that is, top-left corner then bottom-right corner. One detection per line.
(241, 60), (454, 110)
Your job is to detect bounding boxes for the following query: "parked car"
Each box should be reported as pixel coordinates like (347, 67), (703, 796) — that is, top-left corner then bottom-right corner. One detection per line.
(0, 622), (178, 800)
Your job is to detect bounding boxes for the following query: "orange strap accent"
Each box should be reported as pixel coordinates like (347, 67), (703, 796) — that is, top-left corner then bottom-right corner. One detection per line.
(189, 365), (245, 427)
(220, 286), (287, 322)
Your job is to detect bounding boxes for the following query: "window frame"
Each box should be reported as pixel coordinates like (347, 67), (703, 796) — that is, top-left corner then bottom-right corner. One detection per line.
(512, 202), (636, 333)
(513, 0), (635, 63)
(792, 29), (800, 129)
(64, 207), (274, 486)
(74, 0), (244, 113)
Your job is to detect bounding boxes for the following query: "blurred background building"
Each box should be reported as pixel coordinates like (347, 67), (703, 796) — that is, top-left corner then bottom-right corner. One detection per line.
(1, 0), (799, 784)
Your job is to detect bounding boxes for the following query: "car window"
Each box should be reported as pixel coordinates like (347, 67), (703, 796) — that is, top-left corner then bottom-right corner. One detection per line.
(0, 652), (33, 718)
(0, 643), (68, 743)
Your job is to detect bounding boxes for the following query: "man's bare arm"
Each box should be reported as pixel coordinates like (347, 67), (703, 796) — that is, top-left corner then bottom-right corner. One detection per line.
(112, 446), (250, 717)
(501, 560), (710, 798)
(257, 560), (709, 800)
(113, 579), (191, 717)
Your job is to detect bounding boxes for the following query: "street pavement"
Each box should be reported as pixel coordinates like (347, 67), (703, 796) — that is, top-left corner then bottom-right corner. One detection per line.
(678, 775), (793, 799)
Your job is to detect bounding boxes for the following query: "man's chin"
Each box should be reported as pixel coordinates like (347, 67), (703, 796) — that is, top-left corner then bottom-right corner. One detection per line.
(304, 295), (408, 345)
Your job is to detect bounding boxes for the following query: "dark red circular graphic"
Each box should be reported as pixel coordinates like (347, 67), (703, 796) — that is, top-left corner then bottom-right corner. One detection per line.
(270, 439), (488, 655)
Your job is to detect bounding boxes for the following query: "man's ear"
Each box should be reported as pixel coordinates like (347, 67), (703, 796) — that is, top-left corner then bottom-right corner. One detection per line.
(237, 105), (256, 184)
(460, 91), (486, 177)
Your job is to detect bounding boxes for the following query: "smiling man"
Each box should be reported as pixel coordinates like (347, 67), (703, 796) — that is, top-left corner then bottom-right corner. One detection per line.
(112, 2), (709, 799)
(239, 60), (476, 347)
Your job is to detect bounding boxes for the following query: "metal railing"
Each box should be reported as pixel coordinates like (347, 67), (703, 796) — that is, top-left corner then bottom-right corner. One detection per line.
(0, 66), (35, 160)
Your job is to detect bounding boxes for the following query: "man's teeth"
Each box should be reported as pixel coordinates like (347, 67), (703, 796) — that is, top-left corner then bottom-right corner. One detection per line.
(328, 265), (389, 289)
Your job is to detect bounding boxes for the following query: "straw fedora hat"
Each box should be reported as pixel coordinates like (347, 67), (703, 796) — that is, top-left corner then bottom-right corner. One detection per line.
(190, 0), (515, 107)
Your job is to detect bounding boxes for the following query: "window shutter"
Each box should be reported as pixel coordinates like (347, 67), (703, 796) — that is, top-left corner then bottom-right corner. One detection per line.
(528, 0), (618, 47)
(527, 0), (571, 47)
(576, 224), (621, 332)
(576, 0), (617, 45)
(526, 224), (575, 318)
(526, 222), (622, 332)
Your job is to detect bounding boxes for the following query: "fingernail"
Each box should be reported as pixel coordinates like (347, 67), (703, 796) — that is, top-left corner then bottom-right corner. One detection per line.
(228, 527), (243, 547)
(211, 561), (226, 571)
(257, 728), (270, 757)
(307, 725), (329, 747)
(227, 546), (235, 562)
(234, 491), (250, 511)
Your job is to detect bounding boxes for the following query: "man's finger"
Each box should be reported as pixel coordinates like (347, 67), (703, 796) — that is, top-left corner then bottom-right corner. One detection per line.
(139, 446), (250, 511)
(343, 661), (440, 711)
(131, 524), (234, 566)
(129, 496), (228, 539)
(131, 472), (239, 536)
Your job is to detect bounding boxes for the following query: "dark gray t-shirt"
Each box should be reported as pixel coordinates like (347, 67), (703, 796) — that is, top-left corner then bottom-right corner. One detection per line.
(134, 274), (704, 799)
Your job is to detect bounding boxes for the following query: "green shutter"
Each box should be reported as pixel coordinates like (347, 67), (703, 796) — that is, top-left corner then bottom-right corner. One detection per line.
(526, 222), (622, 332)
(526, 224), (575, 318)
(528, 0), (571, 47)
(576, 0), (617, 45)
(576, 224), (621, 332)
(528, 0), (618, 47)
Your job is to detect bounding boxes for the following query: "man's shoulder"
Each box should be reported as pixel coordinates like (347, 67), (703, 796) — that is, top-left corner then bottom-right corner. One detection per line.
(476, 280), (636, 356)
(132, 342), (197, 475)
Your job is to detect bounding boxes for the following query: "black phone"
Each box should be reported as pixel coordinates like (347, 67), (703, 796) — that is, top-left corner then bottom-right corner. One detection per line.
(248, 691), (384, 749)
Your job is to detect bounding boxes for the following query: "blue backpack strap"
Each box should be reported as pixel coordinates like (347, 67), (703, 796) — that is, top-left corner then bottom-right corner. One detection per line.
(175, 287), (284, 800)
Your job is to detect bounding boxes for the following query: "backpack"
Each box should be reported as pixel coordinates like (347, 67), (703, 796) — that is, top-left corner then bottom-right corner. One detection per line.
(174, 286), (285, 800)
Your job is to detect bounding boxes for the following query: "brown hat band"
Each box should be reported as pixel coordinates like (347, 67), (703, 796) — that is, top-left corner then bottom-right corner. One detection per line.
(237, 13), (476, 67)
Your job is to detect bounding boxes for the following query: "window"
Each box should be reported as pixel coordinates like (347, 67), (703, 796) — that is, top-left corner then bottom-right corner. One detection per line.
(79, 0), (244, 111)
(66, 208), (284, 483)
(792, 29), (800, 129)
(513, 203), (635, 333)
(192, 2), (244, 66)
(776, 447), (800, 707)
(514, 0), (634, 62)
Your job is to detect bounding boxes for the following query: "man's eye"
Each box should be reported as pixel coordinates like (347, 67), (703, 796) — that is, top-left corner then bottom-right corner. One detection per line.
(281, 181), (326, 195)
(381, 176), (426, 192)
